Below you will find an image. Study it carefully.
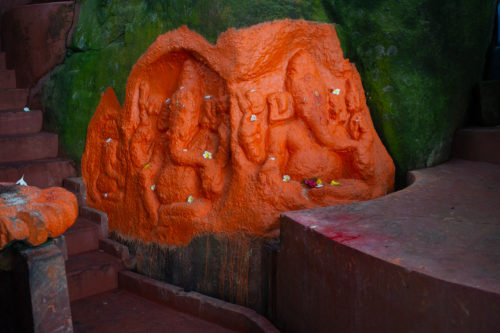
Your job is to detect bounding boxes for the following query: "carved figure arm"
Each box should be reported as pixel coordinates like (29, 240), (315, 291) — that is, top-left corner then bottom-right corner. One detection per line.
(296, 94), (356, 152)
(168, 90), (207, 167)
(236, 91), (268, 164)
(347, 111), (376, 180)
(130, 126), (154, 168)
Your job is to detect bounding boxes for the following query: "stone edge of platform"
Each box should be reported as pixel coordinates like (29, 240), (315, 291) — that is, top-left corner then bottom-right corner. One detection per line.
(118, 270), (279, 333)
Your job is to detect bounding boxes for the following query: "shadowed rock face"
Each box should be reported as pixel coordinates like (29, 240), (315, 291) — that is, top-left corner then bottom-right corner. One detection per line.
(82, 20), (395, 246)
(0, 184), (78, 249)
(1, 1), (76, 88)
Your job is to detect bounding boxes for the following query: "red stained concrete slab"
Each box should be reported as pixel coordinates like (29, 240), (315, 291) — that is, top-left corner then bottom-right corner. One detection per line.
(71, 289), (238, 333)
(1, 1), (75, 88)
(0, 157), (76, 188)
(277, 159), (500, 332)
(0, 109), (42, 136)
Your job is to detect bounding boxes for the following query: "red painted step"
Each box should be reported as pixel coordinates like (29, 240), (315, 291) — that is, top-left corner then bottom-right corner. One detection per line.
(0, 157), (76, 188)
(0, 109), (42, 136)
(0, 88), (28, 110)
(71, 289), (237, 333)
(0, 131), (58, 163)
(118, 271), (280, 332)
(63, 177), (87, 206)
(0, 53), (5, 70)
(64, 218), (100, 256)
(66, 250), (125, 302)
(453, 127), (500, 165)
(0, 70), (15, 88)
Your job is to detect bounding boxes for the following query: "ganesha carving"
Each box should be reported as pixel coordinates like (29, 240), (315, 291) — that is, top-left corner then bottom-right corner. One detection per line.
(82, 20), (395, 245)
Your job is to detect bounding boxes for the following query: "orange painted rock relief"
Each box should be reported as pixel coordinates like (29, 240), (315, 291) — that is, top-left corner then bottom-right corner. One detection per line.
(0, 184), (78, 250)
(82, 20), (395, 246)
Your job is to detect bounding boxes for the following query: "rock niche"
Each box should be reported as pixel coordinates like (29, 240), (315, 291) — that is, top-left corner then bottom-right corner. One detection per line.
(82, 20), (395, 312)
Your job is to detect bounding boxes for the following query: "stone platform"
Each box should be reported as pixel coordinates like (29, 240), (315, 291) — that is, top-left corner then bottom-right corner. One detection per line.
(276, 159), (500, 332)
(71, 289), (236, 333)
(71, 270), (278, 333)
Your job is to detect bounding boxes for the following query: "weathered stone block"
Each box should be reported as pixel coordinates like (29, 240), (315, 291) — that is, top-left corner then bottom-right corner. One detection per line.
(12, 241), (73, 332)
(82, 21), (394, 244)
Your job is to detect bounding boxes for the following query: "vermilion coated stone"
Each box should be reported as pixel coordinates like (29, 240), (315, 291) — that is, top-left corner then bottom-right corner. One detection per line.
(82, 20), (395, 246)
(0, 184), (78, 249)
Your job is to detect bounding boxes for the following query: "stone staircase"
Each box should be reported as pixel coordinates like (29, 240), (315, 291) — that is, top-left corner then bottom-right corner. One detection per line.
(61, 178), (277, 332)
(0, 38), (76, 187)
(62, 179), (126, 303)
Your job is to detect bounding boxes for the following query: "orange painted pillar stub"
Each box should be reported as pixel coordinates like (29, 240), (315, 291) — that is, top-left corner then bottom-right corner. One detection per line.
(0, 184), (78, 250)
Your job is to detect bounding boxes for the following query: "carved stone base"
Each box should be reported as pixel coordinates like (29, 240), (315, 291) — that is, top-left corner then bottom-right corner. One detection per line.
(112, 231), (278, 316)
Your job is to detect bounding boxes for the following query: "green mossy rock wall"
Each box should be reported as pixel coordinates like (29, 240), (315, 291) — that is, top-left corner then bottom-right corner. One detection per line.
(42, 0), (497, 181)
(324, 0), (497, 182)
(42, 0), (328, 168)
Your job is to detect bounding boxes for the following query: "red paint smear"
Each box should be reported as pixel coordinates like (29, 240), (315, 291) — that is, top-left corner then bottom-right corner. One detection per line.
(328, 233), (360, 242)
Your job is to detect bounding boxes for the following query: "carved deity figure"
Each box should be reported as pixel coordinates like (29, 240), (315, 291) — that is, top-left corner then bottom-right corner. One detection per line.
(82, 21), (395, 245)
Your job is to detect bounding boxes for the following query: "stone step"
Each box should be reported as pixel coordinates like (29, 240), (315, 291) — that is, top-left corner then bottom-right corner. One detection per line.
(0, 88), (28, 110)
(118, 271), (280, 332)
(0, 131), (58, 163)
(0, 109), (42, 136)
(66, 250), (124, 302)
(70, 289), (239, 333)
(78, 205), (109, 239)
(63, 177), (87, 207)
(453, 127), (500, 165)
(277, 159), (500, 332)
(64, 218), (100, 256)
(0, 53), (5, 70)
(0, 70), (16, 88)
(0, 157), (76, 188)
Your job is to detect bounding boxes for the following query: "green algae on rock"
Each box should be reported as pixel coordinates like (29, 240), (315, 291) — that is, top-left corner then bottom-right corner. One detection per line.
(42, 0), (496, 182)
(41, 0), (329, 165)
(324, 0), (497, 183)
